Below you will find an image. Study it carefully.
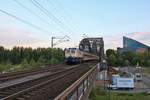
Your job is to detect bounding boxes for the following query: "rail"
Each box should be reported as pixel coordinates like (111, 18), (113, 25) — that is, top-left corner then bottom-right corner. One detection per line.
(0, 63), (92, 100)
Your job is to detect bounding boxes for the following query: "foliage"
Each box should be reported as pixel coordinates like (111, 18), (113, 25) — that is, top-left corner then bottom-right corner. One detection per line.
(106, 49), (150, 67)
(0, 46), (64, 72)
(30, 59), (37, 67)
(89, 88), (97, 99)
(107, 54), (117, 66)
(20, 59), (29, 68)
(49, 58), (59, 64)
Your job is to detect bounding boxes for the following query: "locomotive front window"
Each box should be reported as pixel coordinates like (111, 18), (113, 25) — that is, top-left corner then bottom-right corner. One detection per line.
(65, 49), (70, 53)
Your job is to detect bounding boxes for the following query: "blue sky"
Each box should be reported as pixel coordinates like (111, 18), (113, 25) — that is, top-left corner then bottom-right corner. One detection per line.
(0, 0), (150, 49)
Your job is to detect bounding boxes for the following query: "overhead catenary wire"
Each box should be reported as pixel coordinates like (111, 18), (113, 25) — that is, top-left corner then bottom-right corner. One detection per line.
(30, 0), (64, 34)
(13, 0), (53, 27)
(46, 0), (77, 33)
(31, 0), (68, 32)
(13, 0), (63, 34)
(52, 35), (70, 47)
(47, 0), (79, 33)
(31, 0), (73, 34)
(0, 9), (49, 34)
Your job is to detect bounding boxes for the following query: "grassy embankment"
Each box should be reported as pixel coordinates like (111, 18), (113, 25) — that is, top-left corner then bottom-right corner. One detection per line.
(143, 67), (150, 75)
(89, 87), (150, 100)
(0, 58), (63, 73)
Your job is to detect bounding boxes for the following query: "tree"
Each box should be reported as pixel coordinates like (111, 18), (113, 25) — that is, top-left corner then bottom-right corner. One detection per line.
(106, 49), (116, 57)
(50, 58), (59, 64)
(37, 56), (46, 66)
(0, 46), (4, 63)
(20, 59), (29, 69)
(116, 56), (123, 66)
(124, 59), (130, 66)
(132, 57), (140, 66)
(0, 46), (65, 72)
(147, 60), (150, 67)
(107, 54), (117, 66)
(30, 59), (37, 67)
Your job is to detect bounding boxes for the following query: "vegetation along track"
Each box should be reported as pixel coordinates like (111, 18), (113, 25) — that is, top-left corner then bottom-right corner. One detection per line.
(0, 62), (96, 100)
(0, 64), (70, 83)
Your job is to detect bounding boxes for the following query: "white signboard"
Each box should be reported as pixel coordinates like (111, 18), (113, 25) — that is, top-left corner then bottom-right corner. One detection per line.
(116, 78), (134, 88)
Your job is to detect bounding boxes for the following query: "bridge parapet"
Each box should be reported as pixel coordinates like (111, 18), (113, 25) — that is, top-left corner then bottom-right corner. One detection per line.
(54, 64), (99, 100)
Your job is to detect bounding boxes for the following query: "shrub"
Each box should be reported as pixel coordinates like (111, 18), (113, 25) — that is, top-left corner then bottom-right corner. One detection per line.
(50, 58), (59, 64)
(20, 59), (29, 69)
(89, 88), (97, 99)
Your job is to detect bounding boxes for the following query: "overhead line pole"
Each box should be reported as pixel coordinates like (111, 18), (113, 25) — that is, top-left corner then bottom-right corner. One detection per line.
(51, 37), (54, 48)
(51, 36), (70, 48)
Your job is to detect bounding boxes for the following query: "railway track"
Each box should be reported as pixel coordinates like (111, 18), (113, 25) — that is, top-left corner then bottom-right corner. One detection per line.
(0, 64), (69, 83)
(0, 62), (96, 100)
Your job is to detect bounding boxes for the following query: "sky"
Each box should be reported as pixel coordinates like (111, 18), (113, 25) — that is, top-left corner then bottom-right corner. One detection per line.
(0, 0), (150, 50)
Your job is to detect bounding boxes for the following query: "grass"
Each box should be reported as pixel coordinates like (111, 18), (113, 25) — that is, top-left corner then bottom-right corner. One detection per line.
(143, 67), (150, 74)
(0, 62), (46, 74)
(89, 87), (150, 100)
(0, 58), (61, 73)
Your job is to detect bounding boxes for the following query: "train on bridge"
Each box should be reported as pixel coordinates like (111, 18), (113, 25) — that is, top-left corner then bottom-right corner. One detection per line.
(65, 38), (104, 64)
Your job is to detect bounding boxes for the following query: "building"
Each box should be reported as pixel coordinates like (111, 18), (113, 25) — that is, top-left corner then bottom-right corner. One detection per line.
(117, 36), (150, 53)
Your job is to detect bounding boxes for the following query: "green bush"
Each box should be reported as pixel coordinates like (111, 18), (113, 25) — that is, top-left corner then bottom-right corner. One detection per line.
(20, 59), (29, 69)
(30, 59), (37, 67)
(106, 49), (150, 67)
(50, 58), (59, 64)
(0, 64), (6, 73)
(95, 88), (106, 96)
(89, 88), (97, 99)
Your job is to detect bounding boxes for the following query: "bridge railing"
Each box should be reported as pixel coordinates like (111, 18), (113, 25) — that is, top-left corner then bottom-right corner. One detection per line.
(54, 64), (99, 100)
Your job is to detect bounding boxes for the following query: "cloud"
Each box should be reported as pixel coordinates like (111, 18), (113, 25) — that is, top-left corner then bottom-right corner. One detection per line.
(0, 15), (10, 21)
(104, 35), (123, 50)
(1, 28), (150, 50)
(0, 28), (43, 48)
(0, 27), (78, 49)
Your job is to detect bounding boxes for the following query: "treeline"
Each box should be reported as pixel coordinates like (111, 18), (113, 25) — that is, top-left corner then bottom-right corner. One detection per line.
(106, 49), (150, 67)
(0, 46), (64, 72)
